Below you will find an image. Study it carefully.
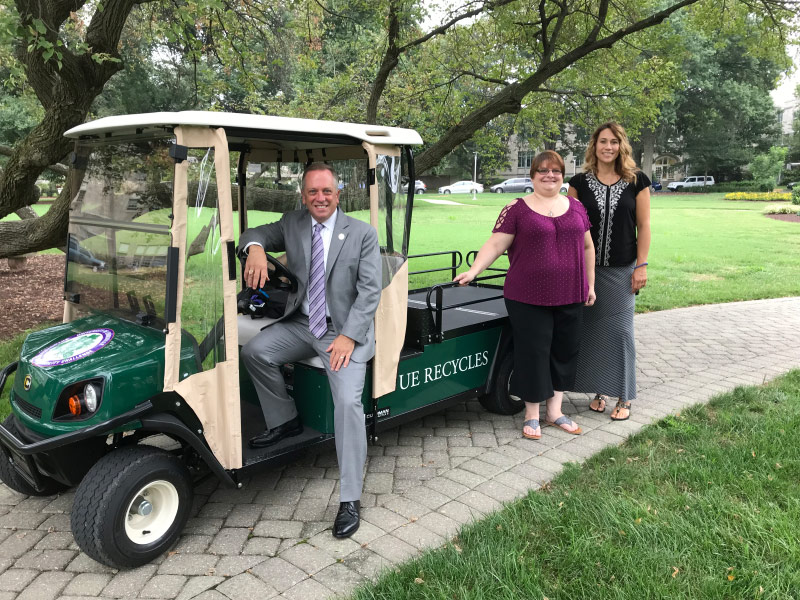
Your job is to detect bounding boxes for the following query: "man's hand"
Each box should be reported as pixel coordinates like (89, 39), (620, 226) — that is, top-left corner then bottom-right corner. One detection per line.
(326, 334), (356, 371)
(244, 245), (270, 289)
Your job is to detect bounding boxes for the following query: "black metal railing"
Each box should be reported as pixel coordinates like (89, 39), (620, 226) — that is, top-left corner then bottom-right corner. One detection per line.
(408, 250), (463, 282)
(465, 249), (509, 275)
(423, 276), (506, 342)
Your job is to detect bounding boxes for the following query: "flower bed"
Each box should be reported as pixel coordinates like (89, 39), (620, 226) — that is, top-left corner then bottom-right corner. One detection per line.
(724, 191), (792, 201)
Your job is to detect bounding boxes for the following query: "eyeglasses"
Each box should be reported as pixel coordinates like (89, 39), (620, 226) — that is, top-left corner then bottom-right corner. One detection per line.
(534, 169), (563, 176)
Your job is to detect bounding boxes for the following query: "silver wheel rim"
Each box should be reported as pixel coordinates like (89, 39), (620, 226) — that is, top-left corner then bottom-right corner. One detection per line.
(124, 479), (180, 545)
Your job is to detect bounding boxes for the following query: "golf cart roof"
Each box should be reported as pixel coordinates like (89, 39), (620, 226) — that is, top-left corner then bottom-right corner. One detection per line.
(64, 111), (423, 147)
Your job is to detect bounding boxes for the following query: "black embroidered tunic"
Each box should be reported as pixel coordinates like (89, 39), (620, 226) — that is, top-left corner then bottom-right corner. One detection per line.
(568, 171), (650, 267)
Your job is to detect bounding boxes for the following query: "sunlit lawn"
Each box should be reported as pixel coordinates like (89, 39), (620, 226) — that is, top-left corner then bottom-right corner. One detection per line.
(352, 370), (800, 600)
(3, 192), (799, 313)
(404, 192), (800, 311)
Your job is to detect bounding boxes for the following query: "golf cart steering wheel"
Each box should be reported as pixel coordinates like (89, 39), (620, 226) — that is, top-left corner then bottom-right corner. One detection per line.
(262, 252), (299, 293)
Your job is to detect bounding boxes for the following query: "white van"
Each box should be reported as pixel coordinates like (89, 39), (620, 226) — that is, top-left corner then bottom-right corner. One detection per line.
(667, 176), (715, 191)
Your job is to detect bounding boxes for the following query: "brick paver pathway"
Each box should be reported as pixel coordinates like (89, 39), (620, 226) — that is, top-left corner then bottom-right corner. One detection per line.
(1, 297), (799, 599)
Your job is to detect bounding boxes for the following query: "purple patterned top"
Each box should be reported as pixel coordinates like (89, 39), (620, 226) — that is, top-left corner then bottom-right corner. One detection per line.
(492, 197), (591, 306)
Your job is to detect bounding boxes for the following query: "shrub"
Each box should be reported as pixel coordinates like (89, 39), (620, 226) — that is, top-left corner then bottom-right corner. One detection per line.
(692, 181), (761, 193)
(724, 192), (792, 201)
(762, 204), (799, 215)
(792, 187), (800, 206)
(756, 180), (774, 192)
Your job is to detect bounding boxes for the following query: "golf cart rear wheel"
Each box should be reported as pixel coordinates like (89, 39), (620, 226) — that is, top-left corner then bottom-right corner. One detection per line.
(0, 416), (66, 496)
(478, 352), (523, 415)
(71, 445), (193, 569)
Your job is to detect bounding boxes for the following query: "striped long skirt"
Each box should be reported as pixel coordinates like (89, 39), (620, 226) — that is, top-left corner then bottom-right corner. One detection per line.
(572, 264), (637, 401)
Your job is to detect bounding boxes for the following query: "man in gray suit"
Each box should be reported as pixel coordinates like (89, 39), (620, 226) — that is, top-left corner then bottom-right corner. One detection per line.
(239, 163), (381, 538)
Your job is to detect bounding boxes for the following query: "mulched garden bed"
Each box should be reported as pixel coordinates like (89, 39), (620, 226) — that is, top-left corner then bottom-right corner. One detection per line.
(765, 213), (800, 223)
(0, 254), (64, 341)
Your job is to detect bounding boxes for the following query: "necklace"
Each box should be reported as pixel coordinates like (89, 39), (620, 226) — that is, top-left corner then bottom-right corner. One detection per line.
(532, 192), (557, 217)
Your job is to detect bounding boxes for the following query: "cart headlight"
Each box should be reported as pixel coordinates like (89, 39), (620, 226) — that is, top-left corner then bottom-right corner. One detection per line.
(54, 378), (104, 421)
(84, 383), (99, 412)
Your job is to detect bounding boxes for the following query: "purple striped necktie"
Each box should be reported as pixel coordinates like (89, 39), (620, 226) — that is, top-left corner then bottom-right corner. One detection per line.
(308, 223), (327, 338)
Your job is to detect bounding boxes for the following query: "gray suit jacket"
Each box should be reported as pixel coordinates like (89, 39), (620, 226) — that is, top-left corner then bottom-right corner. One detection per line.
(239, 208), (382, 362)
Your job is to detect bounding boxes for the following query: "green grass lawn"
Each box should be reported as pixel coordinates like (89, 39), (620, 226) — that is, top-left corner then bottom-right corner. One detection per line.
(4, 192), (799, 316)
(404, 192), (800, 311)
(352, 370), (800, 600)
(2, 192), (797, 317)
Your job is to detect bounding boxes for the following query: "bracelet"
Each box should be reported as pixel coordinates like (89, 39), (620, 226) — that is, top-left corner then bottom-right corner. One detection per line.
(634, 262), (648, 269)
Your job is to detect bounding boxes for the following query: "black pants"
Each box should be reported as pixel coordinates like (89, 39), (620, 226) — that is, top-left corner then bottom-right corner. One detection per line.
(505, 298), (583, 404)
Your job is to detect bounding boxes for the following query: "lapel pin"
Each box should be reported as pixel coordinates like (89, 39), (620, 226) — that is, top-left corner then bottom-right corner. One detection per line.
(338, 233), (345, 240)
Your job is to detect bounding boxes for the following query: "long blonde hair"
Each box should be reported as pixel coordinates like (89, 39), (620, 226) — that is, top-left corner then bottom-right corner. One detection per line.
(583, 122), (639, 184)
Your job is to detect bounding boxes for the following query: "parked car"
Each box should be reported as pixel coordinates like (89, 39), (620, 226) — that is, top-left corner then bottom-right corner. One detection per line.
(651, 180), (662, 192)
(667, 176), (715, 191)
(68, 238), (106, 271)
(491, 177), (534, 194)
(401, 179), (427, 194)
(787, 181), (798, 190)
(438, 180), (484, 194)
(490, 177), (569, 195)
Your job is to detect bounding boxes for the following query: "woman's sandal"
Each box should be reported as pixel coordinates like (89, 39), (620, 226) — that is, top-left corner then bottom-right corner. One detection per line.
(610, 400), (632, 421)
(589, 394), (608, 413)
(544, 415), (582, 435)
(522, 419), (541, 440)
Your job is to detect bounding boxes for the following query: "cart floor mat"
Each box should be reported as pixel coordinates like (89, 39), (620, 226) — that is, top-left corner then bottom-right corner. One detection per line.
(240, 401), (332, 466)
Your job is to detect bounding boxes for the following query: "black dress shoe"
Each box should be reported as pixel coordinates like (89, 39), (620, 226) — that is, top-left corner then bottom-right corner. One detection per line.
(332, 500), (360, 538)
(248, 415), (303, 449)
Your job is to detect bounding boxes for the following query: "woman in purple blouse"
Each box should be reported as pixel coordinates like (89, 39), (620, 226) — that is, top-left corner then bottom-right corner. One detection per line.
(455, 151), (596, 440)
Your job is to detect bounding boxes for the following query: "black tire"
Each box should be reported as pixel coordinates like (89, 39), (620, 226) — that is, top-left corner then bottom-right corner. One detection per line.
(443, 190), (451, 194)
(0, 416), (66, 496)
(71, 445), (193, 569)
(478, 351), (524, 415)
(415, 188), (425, 194)
(524, 186), (533, 193)
(494, 188), (503, 193)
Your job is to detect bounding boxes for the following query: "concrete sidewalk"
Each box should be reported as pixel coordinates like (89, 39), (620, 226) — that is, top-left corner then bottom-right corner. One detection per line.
(0, 297), (798, 600)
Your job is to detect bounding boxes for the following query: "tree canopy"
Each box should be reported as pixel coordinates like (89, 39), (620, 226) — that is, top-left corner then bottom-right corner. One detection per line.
(0, 0), (798, 257)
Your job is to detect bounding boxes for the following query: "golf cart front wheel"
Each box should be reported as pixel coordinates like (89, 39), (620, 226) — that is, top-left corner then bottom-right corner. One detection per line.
(478, 352), (523, 415)
(71, 445), (193, 568)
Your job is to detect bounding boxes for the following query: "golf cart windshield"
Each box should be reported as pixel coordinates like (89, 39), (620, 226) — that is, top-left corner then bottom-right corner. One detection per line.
(65, 137), (174, 330)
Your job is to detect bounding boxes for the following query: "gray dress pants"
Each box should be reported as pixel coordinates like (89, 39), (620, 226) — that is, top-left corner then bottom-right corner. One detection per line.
(241, 313), (367, 502)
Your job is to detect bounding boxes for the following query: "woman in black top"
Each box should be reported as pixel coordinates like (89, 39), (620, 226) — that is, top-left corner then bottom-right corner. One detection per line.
(568, 122), (651, 420)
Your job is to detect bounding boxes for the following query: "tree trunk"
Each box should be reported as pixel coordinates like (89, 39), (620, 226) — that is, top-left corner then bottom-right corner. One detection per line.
(641, 126), (655, 180)
(0, 0), (137, 256)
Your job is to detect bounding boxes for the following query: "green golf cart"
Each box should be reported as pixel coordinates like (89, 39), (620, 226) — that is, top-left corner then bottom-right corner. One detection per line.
(0, 112), (519, 568)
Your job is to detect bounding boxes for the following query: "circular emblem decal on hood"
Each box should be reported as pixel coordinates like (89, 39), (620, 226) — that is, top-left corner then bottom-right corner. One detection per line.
(31, 329), (115, 368)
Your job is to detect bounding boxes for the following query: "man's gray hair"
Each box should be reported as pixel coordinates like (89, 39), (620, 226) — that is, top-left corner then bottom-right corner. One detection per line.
(301, 163), (339, 190)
